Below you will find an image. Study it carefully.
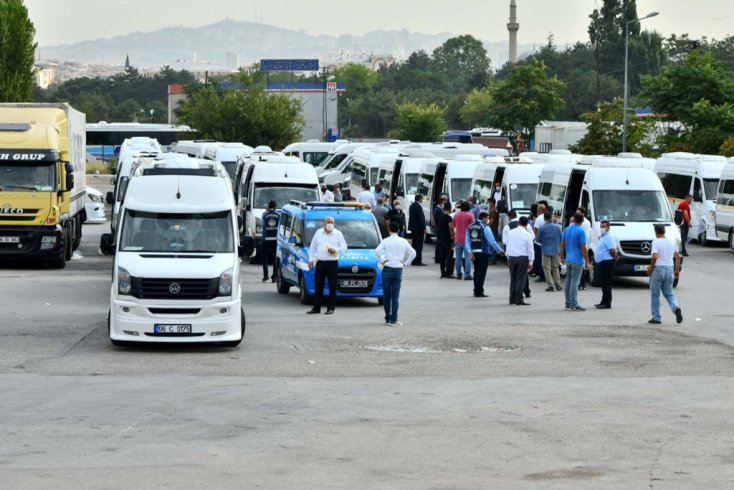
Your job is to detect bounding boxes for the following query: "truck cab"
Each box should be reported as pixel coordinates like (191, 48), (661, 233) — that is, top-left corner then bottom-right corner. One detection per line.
(275, 201), (384, 305)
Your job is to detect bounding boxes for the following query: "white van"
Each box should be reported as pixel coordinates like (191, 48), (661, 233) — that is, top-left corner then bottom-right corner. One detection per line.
(654, 152), (727, 245)
(173, 140), (218, 159)
(282, 140), (349, 166)
(117, 137), (161, 166)
(203, 142), (254, 182)
(520, 150), (584, 165)
(238, 155), (321, 260)
(106, 158), (244, 346)
(537, 162), (681, 286)
(317, 142), (374, 178)
(715, 160), (734, 252)
(417, 156), (483, 235)
(349, 147), (403, 198)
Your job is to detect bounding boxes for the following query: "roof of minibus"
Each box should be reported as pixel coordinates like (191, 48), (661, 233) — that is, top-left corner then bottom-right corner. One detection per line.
(542, 164), (664, 191)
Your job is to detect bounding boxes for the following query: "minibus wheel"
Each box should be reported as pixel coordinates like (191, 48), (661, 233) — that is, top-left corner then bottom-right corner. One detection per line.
(299, 275), (313, 305)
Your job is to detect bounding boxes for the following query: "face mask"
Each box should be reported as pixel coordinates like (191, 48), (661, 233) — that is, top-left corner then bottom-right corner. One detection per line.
(601, 227), (609, 234)
(325, 223), (334, 232)
(495, 186), (500, 190)
(394, 205), (401, 210)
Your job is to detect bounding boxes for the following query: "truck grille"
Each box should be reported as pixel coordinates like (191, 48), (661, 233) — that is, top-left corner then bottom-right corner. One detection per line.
(131, 277), (219, 300)
(619, 240), (653, 256)
(337, 266), (376, 293)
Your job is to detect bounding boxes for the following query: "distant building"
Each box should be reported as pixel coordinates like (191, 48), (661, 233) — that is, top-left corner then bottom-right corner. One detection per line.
(168, 82), (345, 141)
(33, 60), (58, 89)
(226, 52), (240, 70)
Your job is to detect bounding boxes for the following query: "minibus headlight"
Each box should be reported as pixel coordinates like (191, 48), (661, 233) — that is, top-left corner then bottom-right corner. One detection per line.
(118, 266), (132, 295)
(219, 267), (233, 296)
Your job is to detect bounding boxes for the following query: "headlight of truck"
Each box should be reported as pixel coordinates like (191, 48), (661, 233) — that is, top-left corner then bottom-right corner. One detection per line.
(41, 236), (57, 249)
(219, 267), (233, 296)
(118, 266), (132, 295)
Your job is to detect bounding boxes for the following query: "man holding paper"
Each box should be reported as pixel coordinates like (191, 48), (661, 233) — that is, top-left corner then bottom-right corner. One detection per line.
(307, 216), (348, 315)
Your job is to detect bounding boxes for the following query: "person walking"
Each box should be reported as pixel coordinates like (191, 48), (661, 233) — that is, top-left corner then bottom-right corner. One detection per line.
(409, 194), (427, 265)
(356, 182), (377, 209)
(560, 212), (592, 311)
(376, 222), (416, 326)
(502, 209), (532, 299)
(333, 184), (343, 203)
(260, 200), (279, 282)
(433, 195), (447, 263)
(487, 197), (500, 265)
(466, 211), (504, 297)
(436, 201), (455, 278)
(536, 211), (563, 292)
(646, 224), (683, 324)
(576, 207), (592, 290)
(452, 201), (475, 280)
(594, 220), (618, 309)
(505, 216), (534, 305)
(386, 199), (407, 237)
(676, 194), (692, 256)
(307, 216), (347, 315)
(372, 197), (389, 238)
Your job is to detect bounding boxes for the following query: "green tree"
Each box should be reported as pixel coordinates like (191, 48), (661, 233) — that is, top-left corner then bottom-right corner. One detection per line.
(556, 69), (622, 120)
(486, 59), (565, 138)
(571, 98), (654, 155)
(431, 35), (490, 92)
(0, 0), (37, 102)
(391, 102), (447, 142)
(344, 90), (399, 138)
(459, 87), (493, 127)
(176, 80), (304, 149)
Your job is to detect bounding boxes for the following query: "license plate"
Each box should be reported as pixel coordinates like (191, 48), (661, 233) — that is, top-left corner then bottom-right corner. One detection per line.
(340, 279), (368, 288)
(633, 265), (648, 272)
(0, 236), (19, 243)
(154, 324), (192, 333)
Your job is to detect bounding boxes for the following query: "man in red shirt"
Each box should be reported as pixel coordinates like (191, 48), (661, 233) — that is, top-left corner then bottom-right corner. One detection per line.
(452, 201), (476, 280)
(677, 195), (692, 256)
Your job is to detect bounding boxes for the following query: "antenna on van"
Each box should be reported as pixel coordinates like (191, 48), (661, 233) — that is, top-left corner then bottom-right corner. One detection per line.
(176, 173), (182, 199)
(625, 168), (630, 186)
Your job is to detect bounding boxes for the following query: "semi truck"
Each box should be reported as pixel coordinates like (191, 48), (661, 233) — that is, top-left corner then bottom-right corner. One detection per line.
(0, 103), (87, 268)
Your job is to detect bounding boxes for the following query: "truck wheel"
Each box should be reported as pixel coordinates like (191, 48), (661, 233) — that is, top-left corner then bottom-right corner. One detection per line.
(276, 266), (291, 294)
(50, 248), (66, 269)
(221, 309), (246, 347)
(299, 275), (313, 305)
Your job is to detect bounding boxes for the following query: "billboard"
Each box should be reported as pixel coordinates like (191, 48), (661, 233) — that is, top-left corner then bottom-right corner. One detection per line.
(260, 59), (320, 72)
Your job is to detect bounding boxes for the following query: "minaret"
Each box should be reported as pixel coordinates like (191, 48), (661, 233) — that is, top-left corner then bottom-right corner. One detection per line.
(507, 0), (520, 64)
(124, 54), (130, 69)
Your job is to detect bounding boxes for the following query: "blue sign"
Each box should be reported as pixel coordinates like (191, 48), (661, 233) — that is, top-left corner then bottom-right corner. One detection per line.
(260, 59), (320, 72)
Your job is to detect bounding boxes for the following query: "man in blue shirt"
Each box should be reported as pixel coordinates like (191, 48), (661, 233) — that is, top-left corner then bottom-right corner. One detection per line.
(465, 211), (504, 297)
(560, 212), (591, 311)
(536, 211), (563, 292)
(594, 219), (618, 309)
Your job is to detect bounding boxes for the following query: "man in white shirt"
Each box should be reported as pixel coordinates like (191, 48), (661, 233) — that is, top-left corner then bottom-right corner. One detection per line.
(375, 222), (416, 326)
(321, 184), (334, 203)
(356, 182), (377, 209)
(646, 224), (683, 324)
(307, 217), (348, 315)
(505, 216), (535, 306)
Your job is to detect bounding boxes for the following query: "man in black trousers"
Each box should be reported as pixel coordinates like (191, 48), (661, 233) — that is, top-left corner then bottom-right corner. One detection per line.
(409, 194), (427, 266)
(505, 216), (535, 306)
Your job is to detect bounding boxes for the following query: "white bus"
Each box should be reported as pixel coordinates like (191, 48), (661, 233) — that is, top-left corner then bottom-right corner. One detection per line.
(714, 160), (734, 252)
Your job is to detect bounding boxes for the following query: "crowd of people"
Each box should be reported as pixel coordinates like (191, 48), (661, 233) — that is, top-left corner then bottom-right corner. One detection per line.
(305, 184), (685, 326)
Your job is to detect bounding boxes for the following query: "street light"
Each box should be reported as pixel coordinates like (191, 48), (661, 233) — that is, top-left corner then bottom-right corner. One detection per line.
(622, 11), (659, 152)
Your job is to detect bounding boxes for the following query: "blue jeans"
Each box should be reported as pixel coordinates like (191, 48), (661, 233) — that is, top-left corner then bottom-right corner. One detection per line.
(650, 266), (679, 321)
(455, 244), (472, 278)
(382, 267), (403, 323)
(564, 262), (584, 307)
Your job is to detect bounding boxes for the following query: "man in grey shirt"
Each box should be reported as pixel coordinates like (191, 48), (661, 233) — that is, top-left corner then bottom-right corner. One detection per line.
(372, 197), (389, 238)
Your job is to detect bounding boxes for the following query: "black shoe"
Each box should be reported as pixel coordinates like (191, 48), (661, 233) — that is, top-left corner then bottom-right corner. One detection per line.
(555, 285), (563, 291)
(524, 293), (531, 298)
(675, 307), (683, 324)
(595, 304), (611, 309)
(516, 301), (531, 306)
(272, 277), (277, 283)
(509, 300), (516, 305)
(648, 318), (661, 324)
(474, 293), (489, 298)
(325, 309), (334, 315)
(578, 285), (586, 290)
(412, 262), (427, 266)
(464, 276), (473, 280)
(682, 251), (689, 257)
(262, 277), (269, 282)
(307, 308), (320, 314)
(545, 286), (555, 292)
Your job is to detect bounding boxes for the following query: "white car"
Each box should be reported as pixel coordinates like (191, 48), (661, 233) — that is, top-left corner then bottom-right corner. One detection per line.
(85, 186), (106, 223)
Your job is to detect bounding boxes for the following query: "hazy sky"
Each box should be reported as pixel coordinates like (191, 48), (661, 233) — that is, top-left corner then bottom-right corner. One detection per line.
(26, 0), (733, 47)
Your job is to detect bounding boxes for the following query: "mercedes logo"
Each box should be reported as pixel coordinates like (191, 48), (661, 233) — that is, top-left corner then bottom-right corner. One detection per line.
(169, 282), (181, 295)
(640, 242), (652, 254)
(351, 265), (359, 273)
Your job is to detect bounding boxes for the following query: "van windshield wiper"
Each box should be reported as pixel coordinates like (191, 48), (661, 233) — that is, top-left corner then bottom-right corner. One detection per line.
(4, 184), (39, 191)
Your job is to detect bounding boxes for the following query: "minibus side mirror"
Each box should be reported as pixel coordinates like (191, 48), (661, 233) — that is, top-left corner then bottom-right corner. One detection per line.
(106, 191), (114, 205)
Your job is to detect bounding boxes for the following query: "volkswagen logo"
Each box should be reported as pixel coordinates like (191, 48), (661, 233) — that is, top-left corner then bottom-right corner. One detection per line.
(168, 282), (181, 295)
(640, 242), (652, 254)
(351, 265), (359, 273)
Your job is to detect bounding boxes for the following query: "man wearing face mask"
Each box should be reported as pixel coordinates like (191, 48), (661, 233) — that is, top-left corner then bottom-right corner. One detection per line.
(386, 199), (407, 237)
(307, 217), (347, 315)
(594, 220), (618, 309)
(492, 181), (502, 204)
